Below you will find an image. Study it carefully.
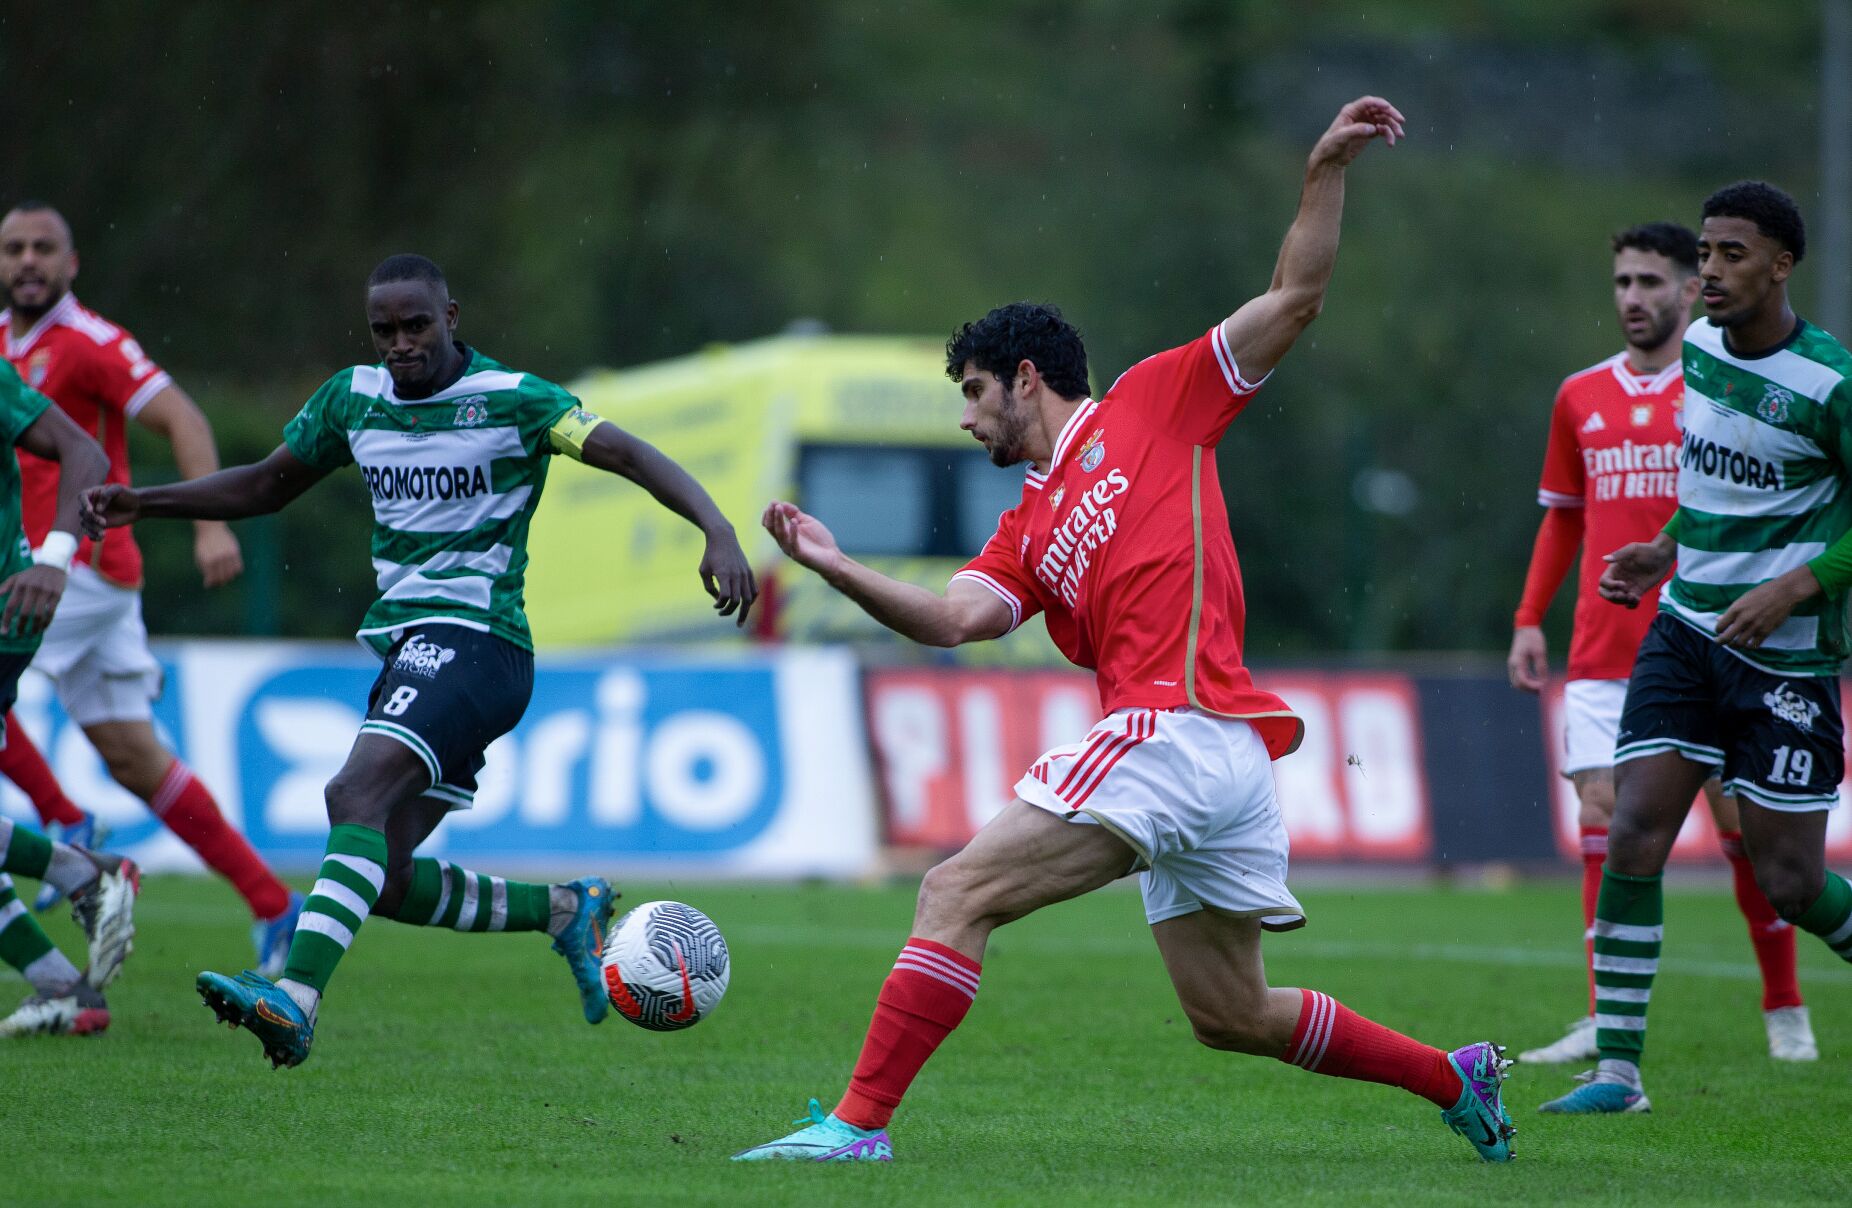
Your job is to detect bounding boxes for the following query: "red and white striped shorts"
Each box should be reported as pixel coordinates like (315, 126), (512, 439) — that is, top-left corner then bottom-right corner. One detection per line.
(1015, 706), (1305, 930)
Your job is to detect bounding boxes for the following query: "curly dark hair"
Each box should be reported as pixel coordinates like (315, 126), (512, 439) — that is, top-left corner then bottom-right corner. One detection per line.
(1612, 221), (1698, 273)
(1701, 181), (1806, 262)
(945, 302), (1090, 400)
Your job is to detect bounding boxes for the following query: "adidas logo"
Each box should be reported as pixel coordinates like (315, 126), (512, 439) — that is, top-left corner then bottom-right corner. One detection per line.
(1581, 412), (1607, 433)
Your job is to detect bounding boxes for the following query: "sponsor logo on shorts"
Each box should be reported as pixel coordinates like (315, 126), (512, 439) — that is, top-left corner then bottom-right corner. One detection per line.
(394, 635), (457, 679)
(1763, 681), (1821, 732)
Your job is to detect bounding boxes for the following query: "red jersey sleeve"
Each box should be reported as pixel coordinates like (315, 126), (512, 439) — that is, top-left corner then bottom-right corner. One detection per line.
(82, 322), (172, 418)
(950, 505), (1042, 634)
(1537, 383), (1585, 508)
(1103, 324), (1266, 447)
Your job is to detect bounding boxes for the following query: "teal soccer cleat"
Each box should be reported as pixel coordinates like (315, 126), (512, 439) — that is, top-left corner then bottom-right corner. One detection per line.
(1439, 1042), (1517, 1161)
(197, 970), (314, 1069)
(551, 877), (618, 1024)
(1538, 1070), (1651, 1115)
(732, 1098), (894, 1162)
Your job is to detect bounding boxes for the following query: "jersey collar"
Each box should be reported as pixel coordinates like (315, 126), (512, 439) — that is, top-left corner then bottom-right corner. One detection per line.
(1047, 398), (1099, 472)
(3, 292), (79, 359)
(1606, 352), (1680, 397)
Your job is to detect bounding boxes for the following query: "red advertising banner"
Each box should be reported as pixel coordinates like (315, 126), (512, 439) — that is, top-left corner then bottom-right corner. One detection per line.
(865, 668), (1432, 859)
(1540, 681), (1852, 863)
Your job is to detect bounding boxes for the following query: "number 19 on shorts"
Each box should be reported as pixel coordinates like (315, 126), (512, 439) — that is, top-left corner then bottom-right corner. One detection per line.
(1770, 745), (1814, 787)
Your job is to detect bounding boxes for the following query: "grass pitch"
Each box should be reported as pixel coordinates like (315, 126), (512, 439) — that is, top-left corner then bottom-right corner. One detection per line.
(4, 876), (1848, 1206)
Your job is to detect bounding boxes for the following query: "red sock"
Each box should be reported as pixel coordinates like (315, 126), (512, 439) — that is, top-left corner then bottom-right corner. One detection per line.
(1581, 826), (1608, 1016)
(1280, 990), (1462, 1108)
(834, 938), (980, 1129)
(0, 714), (87, 827)
(151, 760), (291, 920)
(1719, 830), (1802, 1011)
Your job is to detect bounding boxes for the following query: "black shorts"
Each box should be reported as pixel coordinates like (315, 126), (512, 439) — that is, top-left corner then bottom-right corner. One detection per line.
(0, 647), (34, 746)
(1616, 613), (1844, 812)
(359, 626), (534, 811)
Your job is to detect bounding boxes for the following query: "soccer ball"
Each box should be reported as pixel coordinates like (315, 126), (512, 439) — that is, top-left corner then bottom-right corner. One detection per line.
(600, 900), (730, 1031)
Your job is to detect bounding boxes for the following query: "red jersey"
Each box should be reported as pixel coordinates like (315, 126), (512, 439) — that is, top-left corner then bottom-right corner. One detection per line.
(1536, 352), (1682, 680)
(954, 326), (1303, 759)
(2, 293), (170, 587)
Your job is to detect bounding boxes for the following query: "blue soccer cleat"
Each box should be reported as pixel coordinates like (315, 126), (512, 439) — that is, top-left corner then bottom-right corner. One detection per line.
(33, 812), (110, 911)
(197, 969), (314, 1069)
(1439, 1041), (1517, 1161)
(1538, 1070), (1651, 1115)
(550, 877), (618, 1024)
(732, 1098), (894, 1162)
(252, 891), (305, 979)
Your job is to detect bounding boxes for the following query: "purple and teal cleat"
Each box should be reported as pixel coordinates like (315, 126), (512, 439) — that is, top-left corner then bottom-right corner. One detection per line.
(197, 969), (314, 1069)
(1538, 1070), (1651, 1115)
(551, 876), (618, 1024)
(732, 1098), (894, 1162)
(1439, 1042), (1516, 1161)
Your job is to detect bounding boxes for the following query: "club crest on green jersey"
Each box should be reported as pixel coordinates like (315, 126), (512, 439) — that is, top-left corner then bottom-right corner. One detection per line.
(1758, 384), (1794, 423)
(453, 395), (489, 427)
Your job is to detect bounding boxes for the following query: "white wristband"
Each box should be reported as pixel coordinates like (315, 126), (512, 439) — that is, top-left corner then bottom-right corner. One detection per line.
(33, 531), (77, 572)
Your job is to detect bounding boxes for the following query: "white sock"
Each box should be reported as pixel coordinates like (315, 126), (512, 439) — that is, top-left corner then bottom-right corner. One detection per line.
(1595, 1058), (1642, 1088)
(22, 948), (83, 996)
(278, 977), (321, 1026)
(43, 843), (98, 896)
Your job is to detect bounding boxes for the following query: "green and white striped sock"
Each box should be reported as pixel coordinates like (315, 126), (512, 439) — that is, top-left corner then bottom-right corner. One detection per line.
(0, 874), (81, 993)
(386, 858), (551, 933)
(281, 824), (388, 996)
(1795, 871), (1852, 962)
(1592, 869), (1663, 1073)
(0, 817), (95, 895)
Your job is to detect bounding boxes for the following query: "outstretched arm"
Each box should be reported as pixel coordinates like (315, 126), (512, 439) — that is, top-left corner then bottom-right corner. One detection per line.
(762, 501), (1011, 646)
(82, 443), (329, 535)
(0, 406), (110, 635)
(570, 419), (756, 625)
(134, 383), (244, 588)
(1219, 96), (1404, 383)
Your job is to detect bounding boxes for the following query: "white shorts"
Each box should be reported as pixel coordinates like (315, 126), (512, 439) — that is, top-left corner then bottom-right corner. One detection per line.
(1561, 678), (1627, 776)
(1015, 706), (1306, 930)
(28, 564), (162, 726)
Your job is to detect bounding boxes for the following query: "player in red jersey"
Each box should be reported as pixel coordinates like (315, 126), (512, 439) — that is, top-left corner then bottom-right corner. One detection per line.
(0, 202), (302, 971)
(1508, 222), (1814, 1064)
(735, 98), (1517, 1166)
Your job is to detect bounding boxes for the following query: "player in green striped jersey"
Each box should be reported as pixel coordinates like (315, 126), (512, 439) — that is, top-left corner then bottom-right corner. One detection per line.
(1541, 182), (1852, 1115)
(83, 254), (756, 1067)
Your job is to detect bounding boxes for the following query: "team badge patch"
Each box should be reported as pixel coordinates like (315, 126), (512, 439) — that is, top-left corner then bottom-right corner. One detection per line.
(1077, 429), (1106, 473)
(1049, 486), (1065, 509)
(394, 634), (457, 678)
(25, 351), (50, 388)
(1758, 385), (1794, 423)
(1764, 681), (1820, 732)
(1631, 403), (1652, 427)
(453, 395), (489, 427)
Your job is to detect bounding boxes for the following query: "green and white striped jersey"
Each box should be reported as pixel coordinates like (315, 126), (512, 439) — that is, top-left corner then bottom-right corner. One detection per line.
(1667, 317), (1852, 675)
(284, 346), (578, 656)
(0, 360), (50, 653)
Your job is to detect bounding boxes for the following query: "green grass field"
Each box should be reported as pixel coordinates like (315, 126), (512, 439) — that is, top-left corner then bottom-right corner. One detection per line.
(4, 875), (1847, 1206)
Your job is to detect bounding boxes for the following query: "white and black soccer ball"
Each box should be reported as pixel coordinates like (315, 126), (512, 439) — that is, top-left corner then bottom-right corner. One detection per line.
(600, 900), (730, 1031)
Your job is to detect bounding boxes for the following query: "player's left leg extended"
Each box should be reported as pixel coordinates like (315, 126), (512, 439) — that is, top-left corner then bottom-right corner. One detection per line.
(1705, 786), (1812, 1059)
(734, 800), (1136, 1161)
(1153, 908), (1513, 1162)
(372, 795), (618, 1024)
(1738, 801), (1852, 970)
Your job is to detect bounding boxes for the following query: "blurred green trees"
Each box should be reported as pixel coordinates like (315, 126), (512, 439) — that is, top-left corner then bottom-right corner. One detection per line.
(0, 1), (1829, 653)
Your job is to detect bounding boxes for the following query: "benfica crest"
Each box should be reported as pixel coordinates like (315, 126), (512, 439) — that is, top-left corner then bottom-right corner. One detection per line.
(1077, 428), (1106, 473)
(25, 350), (50, 388)
(1631, 403), (1652, 427)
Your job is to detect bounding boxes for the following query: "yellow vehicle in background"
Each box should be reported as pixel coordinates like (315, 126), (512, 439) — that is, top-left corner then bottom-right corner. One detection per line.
(525, 331), (1054, 662)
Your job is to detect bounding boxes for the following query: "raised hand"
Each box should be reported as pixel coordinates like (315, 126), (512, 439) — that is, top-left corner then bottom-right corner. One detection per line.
(761, 500), (844, 578)
(1309, 95), (1406, 169)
